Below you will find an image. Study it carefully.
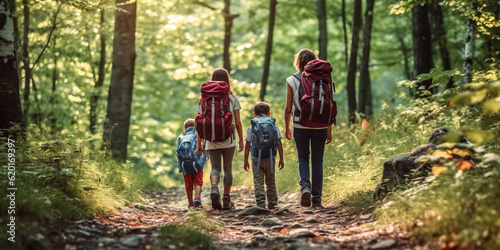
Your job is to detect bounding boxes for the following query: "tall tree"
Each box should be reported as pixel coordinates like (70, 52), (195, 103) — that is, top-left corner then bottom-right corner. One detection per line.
(358, 0), (374, 117)
(317, 0), (327, 60)
(411, 3), (434, 98)
(462, 3), (477, 84)
(0, 0), (24, 133)
(430, 0), (454, 89)
(346, 0), (362, 125)
(90, 9), (107, 134)
(259, 0), (277, 101)
(22, 0), (30, 126)
(103, 0), (137, 161)
(341, 0), (348, 67)
(222, 0), (238, 72)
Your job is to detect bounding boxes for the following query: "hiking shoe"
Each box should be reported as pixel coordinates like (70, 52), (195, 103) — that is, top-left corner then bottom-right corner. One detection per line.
(194, 196), (203, 208)
(222, 195), (235, 210)
(268, 204), (278, 210)
(311, 197), (323, 208)
(211, 186), (222, 210)
(300, 190), (312, 207)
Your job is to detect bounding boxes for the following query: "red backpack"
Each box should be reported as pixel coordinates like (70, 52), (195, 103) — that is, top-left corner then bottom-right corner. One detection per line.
(195, 81), (233, 142)
(293, 59), (337, 127)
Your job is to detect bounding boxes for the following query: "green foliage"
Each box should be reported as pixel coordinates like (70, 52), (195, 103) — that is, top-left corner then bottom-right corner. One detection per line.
(0, 128), (164, 248)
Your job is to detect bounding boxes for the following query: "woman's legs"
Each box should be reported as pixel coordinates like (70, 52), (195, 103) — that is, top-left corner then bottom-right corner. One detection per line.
(294, 128), (311, 192)
(208, 149), (223, 209)
(310, 129), (328, 199)
(222, 147), (236, 209)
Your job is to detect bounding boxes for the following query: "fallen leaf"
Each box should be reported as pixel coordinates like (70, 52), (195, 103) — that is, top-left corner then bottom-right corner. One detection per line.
(145, 215), (152, 219)
(362, 119), (369, 130)
(452, 147), (471, 157)
(171, 216), (178, 220)
(128, 222), (142, 226)
(458, 160), (473, 170)
(128, 216), (136, 220)
(432, 150), (453, 159)
(360, 138), (367, 147)
(112, 210), (121, 216)
(112, 217), (121, 222)
(280, 228), (288, 235)
(137, 215), (144, 219)
(432, 164), (448, 176)
(101, 218), (110, 225)
(312, 235), (324, 242)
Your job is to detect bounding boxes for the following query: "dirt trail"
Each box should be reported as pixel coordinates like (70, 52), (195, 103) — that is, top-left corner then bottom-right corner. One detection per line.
(48, 186), (411, 249)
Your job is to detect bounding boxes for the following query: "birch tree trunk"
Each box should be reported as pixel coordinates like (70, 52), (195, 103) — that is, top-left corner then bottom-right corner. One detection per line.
(462, 3), (477, 84)
(0, 0), (24, 133)
(103, 0), (137, 161)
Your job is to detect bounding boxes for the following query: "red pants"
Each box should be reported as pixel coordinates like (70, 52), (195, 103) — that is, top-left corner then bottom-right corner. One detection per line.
(183, 171), (203, 193)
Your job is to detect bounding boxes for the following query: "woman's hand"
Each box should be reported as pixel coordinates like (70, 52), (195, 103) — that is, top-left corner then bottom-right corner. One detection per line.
(285, 127), (293, 140)
(325, 125), (332, 145)
(238, 140), (244, 152)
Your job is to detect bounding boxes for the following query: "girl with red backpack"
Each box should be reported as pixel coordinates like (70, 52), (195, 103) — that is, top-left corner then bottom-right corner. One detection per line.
(284, 49), (334, 208)
(196, 68), (244, 210)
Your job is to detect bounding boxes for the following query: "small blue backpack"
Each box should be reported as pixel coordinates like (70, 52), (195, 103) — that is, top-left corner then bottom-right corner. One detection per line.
(250, 114), (279, 173)
(176, 127), (206, 175)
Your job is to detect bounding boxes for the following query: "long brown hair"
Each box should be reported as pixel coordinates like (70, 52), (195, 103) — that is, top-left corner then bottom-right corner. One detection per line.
(211, 68), (231, 91)
(294, 49), (317, 72)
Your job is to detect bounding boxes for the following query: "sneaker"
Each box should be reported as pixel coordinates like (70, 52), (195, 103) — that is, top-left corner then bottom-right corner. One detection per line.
(300, 190), (311, 207)
(222, 195), (235, 210)
(211, 186), (222, 210)
(311, 197), (323, 208)
(194, 196), (203, 208)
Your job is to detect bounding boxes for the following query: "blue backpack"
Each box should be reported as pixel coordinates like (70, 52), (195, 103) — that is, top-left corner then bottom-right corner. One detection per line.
(176, 127), (206, 175)
(250, 114), (279, 174)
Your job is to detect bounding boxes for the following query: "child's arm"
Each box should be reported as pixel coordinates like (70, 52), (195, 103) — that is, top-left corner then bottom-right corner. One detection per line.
(196, 135), (203, 156)
(278, 139), (284, 170)
(244, 141), (251, 172)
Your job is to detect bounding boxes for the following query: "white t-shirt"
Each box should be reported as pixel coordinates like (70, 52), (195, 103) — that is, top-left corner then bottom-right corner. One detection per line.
(286, 73), (328, 129)
(197, 94), (241, 150)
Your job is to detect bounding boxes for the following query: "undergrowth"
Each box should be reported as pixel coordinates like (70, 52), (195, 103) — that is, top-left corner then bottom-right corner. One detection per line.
(0, 128), (165, 249)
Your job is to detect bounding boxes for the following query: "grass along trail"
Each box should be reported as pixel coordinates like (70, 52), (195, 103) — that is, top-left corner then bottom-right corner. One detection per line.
(47, 186), (411, 249)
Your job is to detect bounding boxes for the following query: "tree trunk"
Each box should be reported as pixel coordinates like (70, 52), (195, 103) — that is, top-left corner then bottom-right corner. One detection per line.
(103, 0), (137, 162)
(317, 0), (327, 60)
(223, 0), (238, 72)
(411, 4), (434, 98)
(346, 0), (362, 125)
(0, 0), (24, 133)
(462, 3), (477, 84)
(430, 0), (454, 88)
(11, 0), (20, 80)
(358, 0), (374, 117)
(90, 9), (106, 134)
(341, 0), (348, 67)
(259, 0), (277, 102)
(22, 0), (30, 126)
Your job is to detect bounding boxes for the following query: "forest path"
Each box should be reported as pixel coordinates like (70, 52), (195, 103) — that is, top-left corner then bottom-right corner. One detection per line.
(48, 186), (411, 249)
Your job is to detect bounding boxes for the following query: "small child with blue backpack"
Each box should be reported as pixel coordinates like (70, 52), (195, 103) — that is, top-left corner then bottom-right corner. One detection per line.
(244, 102), (284, 209)
(177, 119), (206, 208)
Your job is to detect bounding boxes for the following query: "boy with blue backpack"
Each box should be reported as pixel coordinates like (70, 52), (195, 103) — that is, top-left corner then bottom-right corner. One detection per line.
(177, 119), (206, 208)
(244, 102), (284, 209)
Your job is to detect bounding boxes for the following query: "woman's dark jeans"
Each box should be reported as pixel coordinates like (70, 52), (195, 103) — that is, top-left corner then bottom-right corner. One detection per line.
(294, 127), (328, 198)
